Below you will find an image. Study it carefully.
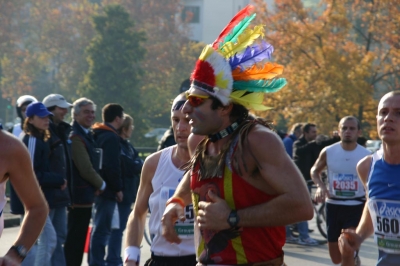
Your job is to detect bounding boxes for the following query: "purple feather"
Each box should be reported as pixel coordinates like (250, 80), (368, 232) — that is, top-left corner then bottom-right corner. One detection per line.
(229, 41), (274, 70)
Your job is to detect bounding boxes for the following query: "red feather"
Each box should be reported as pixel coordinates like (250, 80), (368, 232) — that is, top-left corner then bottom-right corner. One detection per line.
(211, 5), (255, 49)
(191, 60), (216, 87)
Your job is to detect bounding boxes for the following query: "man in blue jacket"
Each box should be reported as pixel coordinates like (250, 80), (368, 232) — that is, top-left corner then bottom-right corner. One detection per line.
(283, 123), (302, 159)
(90, 103), (124, 266)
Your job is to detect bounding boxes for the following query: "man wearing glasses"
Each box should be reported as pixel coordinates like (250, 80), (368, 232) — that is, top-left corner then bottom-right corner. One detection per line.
(160, 6), (314, 265)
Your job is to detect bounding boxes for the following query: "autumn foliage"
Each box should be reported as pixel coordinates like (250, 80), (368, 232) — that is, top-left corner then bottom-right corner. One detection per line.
(0, 0), (202, 144)
(252, 0), (400, 138)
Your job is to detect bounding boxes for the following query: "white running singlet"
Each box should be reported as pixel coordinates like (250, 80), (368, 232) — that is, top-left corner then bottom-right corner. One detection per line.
(326, 142), (370, 205)
(148, 146), (195, 256)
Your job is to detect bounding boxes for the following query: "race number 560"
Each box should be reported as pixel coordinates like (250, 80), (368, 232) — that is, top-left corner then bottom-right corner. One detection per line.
(377, 216), (400, 234)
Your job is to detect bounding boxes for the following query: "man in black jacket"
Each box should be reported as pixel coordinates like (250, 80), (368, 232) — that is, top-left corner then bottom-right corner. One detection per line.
(64, 97), (106, 266)
(90, 103), (124, 266)
(43, 93), (73, 266)
(292, 123), (340, 245)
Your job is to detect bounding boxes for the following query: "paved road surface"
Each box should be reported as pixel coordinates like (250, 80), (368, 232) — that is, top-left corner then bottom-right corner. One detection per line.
(0, 215), (378, 266)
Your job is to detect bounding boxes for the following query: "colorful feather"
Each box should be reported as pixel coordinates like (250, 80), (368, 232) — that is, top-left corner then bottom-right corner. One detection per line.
(233, 78), (287, 93)
(220, 25), (264, 59)
(232, 62), (284, 81)
(212, 5), (255, 49)
(218, 13), (256, 49)
(230, 90), (272, 111)
(229, 41), (274, 70)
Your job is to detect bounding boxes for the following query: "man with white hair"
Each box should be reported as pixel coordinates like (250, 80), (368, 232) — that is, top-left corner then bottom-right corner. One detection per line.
(64, 97), (106, 266)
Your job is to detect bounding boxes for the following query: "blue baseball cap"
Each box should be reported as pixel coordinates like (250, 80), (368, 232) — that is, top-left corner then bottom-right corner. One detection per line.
(25, 102), (53, 118)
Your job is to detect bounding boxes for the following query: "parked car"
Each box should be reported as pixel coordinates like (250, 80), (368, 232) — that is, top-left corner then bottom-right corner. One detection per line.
(144, 128), (168, 142)
(366, 140), (381, 153)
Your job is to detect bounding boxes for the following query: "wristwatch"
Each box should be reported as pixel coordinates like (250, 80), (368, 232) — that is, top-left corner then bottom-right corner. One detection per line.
(10, 245), (28, 260)
(227, 210), (240, 228)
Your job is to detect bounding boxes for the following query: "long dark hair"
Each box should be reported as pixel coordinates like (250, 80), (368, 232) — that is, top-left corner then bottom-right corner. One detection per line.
(23, 117), (50, 141)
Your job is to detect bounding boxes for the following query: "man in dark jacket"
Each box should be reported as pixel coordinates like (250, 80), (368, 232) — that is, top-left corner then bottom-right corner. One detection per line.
(90, 103), (124, 266)
(64, 97), (106, 266)
(291, 123), (340, 245)
(43, 93), (73, 266)
(293, 124), (340, 184)
(293, 123), (318, 183)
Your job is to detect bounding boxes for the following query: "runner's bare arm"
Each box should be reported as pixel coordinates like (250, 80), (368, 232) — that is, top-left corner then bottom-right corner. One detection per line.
(233, 127), (313, 227)
(339, 155), (373, 266)
(1, 132), (48, 262)
(354, 155), (374, 240)
(311, 148), (330, 202)
(125, 152), (159, 265)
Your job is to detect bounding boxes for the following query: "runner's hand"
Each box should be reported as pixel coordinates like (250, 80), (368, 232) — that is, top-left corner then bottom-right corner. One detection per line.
(339, 229), (362, 265)
(0, 255), (20, 266)
(161, 203), (185, 244)
(197, 190), (231, 231)
(314, 186), (329, 203)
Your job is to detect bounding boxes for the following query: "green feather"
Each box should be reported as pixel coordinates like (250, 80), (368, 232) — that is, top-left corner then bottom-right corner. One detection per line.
(233, 78), (287, 93)
(219, 13), (256, 49)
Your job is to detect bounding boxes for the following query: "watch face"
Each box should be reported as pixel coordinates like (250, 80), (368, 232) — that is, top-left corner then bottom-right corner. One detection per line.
(14, 245), (28, 257)
(18, 246), (28, 256)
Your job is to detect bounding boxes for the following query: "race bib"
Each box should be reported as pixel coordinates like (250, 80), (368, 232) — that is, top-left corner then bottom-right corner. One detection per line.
(160, 187), (195, 238)
(331, 173), (358, 197)
(369, 199), (400, 254)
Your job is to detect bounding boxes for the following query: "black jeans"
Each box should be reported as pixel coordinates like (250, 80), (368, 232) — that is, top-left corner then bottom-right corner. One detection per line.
(64, 207), (92, 266)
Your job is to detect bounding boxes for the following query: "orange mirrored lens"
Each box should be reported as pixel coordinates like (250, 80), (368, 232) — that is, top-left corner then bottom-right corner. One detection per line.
(187, 96), (206, 107)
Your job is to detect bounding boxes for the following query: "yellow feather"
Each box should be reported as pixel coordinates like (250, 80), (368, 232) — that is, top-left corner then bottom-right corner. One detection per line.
(199, 45), (215, 61)
(220, 25), (265, 58)
(229, 90), (272, 111)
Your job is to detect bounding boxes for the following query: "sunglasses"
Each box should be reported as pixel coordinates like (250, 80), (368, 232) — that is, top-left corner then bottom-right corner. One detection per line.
(185, 92), (211, 107)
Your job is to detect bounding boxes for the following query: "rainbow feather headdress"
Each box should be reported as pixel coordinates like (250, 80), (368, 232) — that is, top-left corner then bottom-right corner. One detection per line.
(190, 5), (287, 111)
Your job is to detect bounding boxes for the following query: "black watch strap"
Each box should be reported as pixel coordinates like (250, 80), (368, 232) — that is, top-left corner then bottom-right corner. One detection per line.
(10, 245), (27, 260)
(227, 210), (240, 228)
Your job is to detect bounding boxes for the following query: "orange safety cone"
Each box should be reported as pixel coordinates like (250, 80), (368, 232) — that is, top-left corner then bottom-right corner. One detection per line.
(84, 226), (92, 253)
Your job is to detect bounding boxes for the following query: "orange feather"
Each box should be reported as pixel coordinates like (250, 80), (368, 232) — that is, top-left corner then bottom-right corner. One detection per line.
(232, 63), (284, 80)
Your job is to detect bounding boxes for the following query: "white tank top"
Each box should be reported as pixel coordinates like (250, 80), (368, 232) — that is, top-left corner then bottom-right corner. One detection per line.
(148, 146), (195, 256)
(326, 142), (370, 205)
(0, 180), (7, 237)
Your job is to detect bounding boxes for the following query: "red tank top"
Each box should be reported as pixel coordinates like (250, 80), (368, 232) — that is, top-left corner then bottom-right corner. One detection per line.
(190, 161), (285, 265)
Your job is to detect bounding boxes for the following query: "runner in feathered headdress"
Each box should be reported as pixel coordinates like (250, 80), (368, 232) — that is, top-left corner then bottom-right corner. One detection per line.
(162, 5), (314, 266)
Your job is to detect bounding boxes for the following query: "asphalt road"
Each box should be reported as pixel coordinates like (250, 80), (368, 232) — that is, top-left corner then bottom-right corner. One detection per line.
(1, 214), (378, 266)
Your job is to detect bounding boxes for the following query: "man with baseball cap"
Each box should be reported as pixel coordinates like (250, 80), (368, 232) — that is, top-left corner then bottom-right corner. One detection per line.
(42, 93), (73, 266)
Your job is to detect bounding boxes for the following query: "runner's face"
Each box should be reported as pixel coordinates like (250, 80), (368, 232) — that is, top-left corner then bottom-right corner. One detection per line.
(171, 108), (190, 149)
(377, 94), (400, 144)
(339, 119), (359, 143)
(182, 88), (223, 136)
